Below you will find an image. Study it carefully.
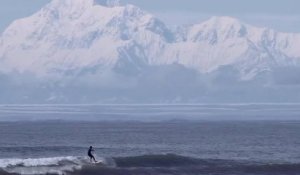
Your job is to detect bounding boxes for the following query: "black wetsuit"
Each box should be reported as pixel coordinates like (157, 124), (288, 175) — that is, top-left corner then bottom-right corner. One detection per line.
(88, 147), (96, 162)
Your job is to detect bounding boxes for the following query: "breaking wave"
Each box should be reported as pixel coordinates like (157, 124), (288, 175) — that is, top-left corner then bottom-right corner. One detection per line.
(1, 154), (300, 175)
(0, 156), (113, 175)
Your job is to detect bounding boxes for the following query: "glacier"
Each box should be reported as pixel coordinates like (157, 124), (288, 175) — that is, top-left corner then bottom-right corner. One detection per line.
(0, 0), (300, 103)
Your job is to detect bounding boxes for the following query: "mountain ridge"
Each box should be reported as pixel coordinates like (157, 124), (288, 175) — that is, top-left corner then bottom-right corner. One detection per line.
(1, 0), (300, 78)
(0, 0), (300, 103)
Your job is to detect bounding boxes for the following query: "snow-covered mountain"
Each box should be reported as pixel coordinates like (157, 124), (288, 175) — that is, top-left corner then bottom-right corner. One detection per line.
(0, 0), (300, 103)
(0, 0), (173, 76)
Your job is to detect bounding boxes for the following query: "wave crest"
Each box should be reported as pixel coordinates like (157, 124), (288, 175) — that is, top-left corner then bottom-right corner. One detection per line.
(0, 156), (95, 175)
(2, 154), (300, 175)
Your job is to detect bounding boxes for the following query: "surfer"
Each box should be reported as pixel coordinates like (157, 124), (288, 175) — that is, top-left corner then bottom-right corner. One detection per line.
(88, 146), (97, 163)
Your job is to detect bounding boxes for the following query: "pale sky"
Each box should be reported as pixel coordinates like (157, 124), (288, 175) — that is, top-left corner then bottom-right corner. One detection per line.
(0, 0), (299, 33)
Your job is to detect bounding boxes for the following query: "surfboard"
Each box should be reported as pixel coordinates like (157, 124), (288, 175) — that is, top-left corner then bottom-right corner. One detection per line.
(92, 161), (104, 166)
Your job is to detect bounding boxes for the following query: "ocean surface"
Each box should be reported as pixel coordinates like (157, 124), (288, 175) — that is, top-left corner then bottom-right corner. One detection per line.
(0, 104), (300, 175)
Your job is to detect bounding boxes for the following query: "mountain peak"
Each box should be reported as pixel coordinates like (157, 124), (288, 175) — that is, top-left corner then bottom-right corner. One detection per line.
(185, 16), (249, 42)
(44, 0), (96, 18)
(201, 16), (245, 29)
(48, 0), (121, 9)
(50, 0), (95, 7)
(98, 0), (121, 7)
(209, 16), (241, 23)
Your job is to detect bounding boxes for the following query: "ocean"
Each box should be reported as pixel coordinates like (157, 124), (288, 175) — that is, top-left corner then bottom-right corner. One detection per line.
(0, 104), (300, 175)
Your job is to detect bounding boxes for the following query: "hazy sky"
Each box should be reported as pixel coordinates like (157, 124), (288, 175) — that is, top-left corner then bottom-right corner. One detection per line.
(0, 0), (299, 33)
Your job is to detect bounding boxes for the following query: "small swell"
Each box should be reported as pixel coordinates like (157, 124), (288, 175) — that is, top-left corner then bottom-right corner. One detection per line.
(113, 154), (202, 167)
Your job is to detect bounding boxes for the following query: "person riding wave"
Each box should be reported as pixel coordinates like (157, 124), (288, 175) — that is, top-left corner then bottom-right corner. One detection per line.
(88, 146), (97, 163)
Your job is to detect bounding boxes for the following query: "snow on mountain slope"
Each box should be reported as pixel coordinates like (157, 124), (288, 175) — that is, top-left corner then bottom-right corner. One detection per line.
(0, 0), (300, 80)
(0, 0), (170, 76)
(164, 16), (300, 79)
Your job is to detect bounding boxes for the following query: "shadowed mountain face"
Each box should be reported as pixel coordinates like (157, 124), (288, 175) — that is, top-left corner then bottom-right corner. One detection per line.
(0, 0), (300, 103)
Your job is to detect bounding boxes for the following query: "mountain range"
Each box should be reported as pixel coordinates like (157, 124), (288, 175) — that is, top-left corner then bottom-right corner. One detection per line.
(0, 0), (300, 103)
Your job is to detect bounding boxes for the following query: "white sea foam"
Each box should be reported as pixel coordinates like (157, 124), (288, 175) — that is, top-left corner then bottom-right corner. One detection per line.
(0, 156), (92, 175)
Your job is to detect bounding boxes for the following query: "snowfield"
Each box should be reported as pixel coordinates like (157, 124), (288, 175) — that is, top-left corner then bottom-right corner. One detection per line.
(0, 0), (300, 103)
